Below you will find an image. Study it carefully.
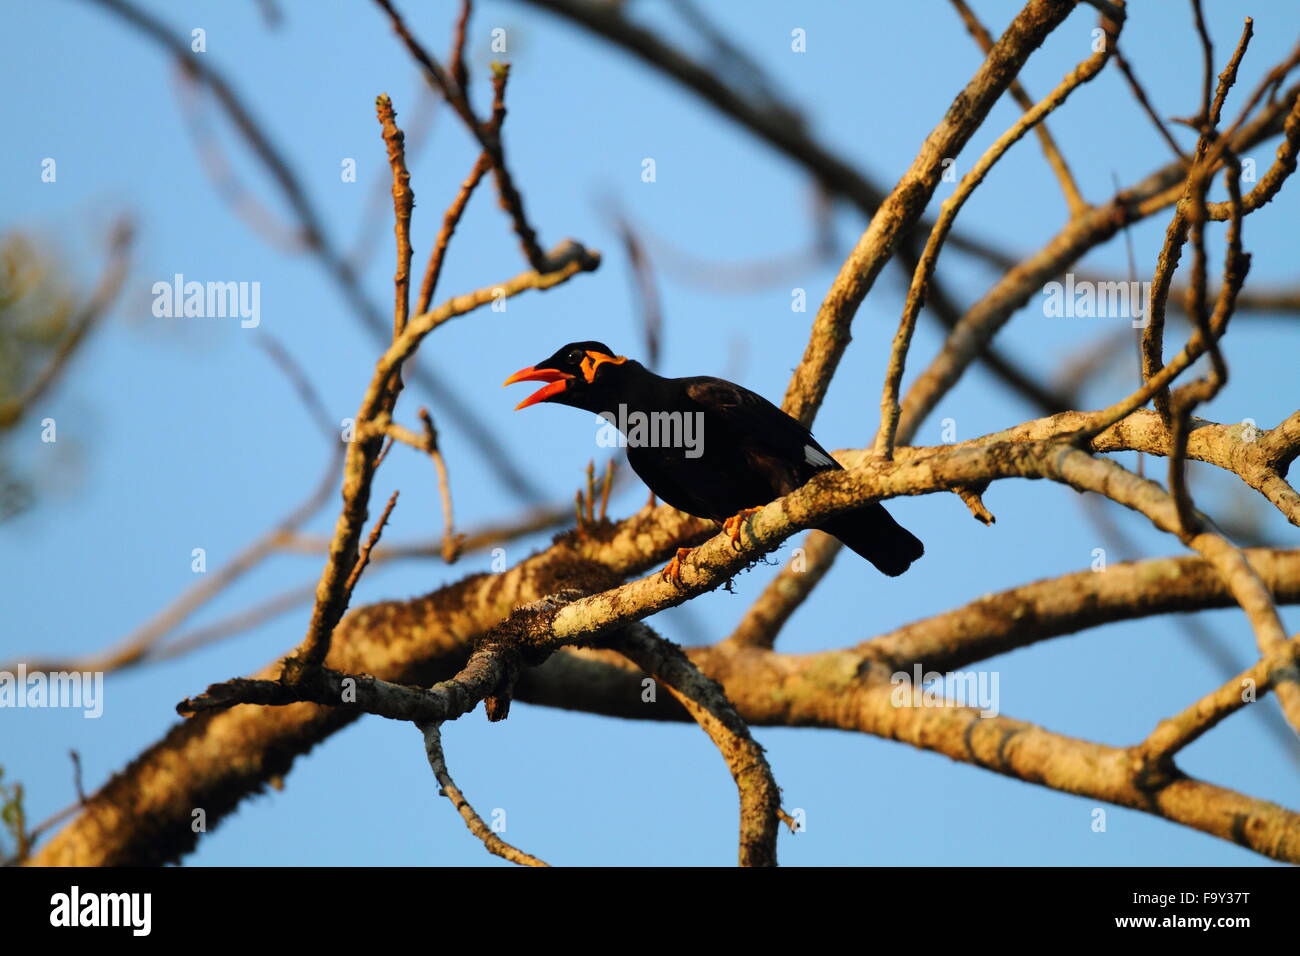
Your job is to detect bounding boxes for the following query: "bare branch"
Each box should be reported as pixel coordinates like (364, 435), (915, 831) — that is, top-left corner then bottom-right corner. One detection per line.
(613, 624), (781, 867)
(782, 0), (1080, 428)
(419, 721), (549, 866)
(0, 219), (133, 430)
(875, 10), (1116, 459)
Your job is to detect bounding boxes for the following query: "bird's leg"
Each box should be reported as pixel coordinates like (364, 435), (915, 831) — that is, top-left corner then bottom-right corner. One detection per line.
(722, 507), (763, 551)
(660, 547), (695, 586)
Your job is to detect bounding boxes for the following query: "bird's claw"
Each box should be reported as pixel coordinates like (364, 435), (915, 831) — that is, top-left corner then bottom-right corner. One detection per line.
(722, 508), (762, 551)
(660, 547), (694, 586)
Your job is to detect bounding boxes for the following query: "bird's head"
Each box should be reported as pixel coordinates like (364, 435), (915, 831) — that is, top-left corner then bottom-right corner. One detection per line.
(503, 341), (630, 412)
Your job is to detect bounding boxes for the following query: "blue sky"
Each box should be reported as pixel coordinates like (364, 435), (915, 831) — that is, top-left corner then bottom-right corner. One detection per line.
(2, 0), (1297, 865)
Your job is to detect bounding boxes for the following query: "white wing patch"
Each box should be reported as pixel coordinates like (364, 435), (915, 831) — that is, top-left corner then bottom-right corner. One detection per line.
(804, 444), (835, 467)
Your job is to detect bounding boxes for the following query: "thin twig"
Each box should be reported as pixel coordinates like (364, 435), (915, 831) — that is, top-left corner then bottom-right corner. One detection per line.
(781, 0), (1079, 427)
(373, 0), (556, 272)
(343, 490), (400, 595)
(612, 215), (664, 369)
(286, 241), (599, 673)
(875, 11), (1117, 459)
(948, 0), (1088, 215)
(416, 153), (491, 315)
(0, 219), (133, 430)
(418, 408), (464, 562)
(1139, 631), (1300, 765)
(5, 343), (344, 675)
(612, 623), (781, 867)
(376, 95), (415, 341)
(83, 0), (550, 505)
(419, 721), (549, 867)
(1112, 42), (1188, 161)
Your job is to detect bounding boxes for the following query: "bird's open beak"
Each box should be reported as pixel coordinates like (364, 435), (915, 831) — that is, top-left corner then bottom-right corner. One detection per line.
(502, 366), (574, 410)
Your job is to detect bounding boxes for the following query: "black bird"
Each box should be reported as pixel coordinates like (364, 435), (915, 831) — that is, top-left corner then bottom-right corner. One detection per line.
(504, 341), (923, 581)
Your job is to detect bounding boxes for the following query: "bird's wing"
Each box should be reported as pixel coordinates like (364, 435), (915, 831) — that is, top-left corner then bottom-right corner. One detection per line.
(682, 377), (840, 479)
(625, 444), (716, 517)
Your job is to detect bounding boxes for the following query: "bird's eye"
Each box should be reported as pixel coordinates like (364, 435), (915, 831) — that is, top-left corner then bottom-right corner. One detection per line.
(567, 349), (584, 364)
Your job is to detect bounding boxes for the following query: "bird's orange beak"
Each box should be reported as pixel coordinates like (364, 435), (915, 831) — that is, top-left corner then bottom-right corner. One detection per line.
(502, 366), (574, 410)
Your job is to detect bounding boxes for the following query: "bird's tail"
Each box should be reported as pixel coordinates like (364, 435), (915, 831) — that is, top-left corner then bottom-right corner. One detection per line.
(819, 502), (924, 577)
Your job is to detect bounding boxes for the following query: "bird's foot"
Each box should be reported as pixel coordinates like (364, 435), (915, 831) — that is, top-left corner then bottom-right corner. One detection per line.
(660, 547), (695, 586)
(722, 507), (763, 551)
